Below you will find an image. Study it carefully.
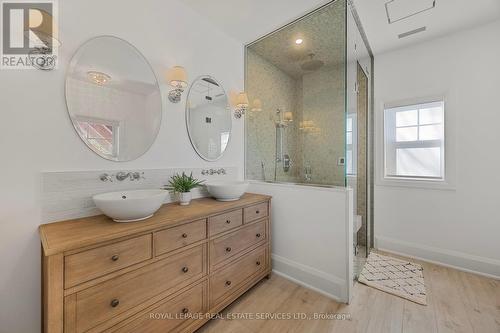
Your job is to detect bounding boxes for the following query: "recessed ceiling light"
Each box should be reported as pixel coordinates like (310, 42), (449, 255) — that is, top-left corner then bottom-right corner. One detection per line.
(295, 38), (303, 45)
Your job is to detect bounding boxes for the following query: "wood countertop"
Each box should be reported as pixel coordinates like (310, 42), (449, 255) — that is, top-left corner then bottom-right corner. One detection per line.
(39, 193), (271, 256)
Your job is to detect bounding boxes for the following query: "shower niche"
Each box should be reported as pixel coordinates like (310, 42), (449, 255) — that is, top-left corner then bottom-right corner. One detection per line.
(245, 0), (373, 260)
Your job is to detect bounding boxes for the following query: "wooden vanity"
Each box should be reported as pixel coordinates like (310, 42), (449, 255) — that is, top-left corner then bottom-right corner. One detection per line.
(39, 193), (272, 333)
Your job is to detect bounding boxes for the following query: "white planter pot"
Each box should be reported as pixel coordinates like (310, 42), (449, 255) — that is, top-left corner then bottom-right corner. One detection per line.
(179, 192), (192, 206)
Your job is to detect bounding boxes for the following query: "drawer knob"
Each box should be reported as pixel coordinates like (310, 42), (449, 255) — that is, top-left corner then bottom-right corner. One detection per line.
(182, 308), (189, 314)
(225, 280), (232, 286)
(225, 247), (232, 252)
(182, 233), (188, 238)
(182, 266), (189, 273)
(111, 254), (119, 261)
(256, 261), (261, 266)
(256, 210), (260, 214)
(110, 299), (120, 308)
(226, 220), (231, 224)
(256, 233), (261, 238)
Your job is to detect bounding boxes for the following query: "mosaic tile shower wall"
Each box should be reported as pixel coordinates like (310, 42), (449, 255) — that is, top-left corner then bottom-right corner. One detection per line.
(246, 50), (301, 182)
(245, 0), (346, 186)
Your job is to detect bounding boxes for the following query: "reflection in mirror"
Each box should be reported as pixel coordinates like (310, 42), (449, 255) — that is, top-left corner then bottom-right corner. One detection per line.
(186, 76), (231, 161)
(65, 36), (162, 161)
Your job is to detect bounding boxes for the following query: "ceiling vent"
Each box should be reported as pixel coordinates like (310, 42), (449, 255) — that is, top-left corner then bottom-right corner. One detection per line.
(398, 26), (427, 39)
(385, 0), (436, 24)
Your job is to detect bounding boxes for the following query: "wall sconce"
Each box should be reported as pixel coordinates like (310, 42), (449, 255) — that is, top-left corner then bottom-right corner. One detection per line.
(234, 92), (249, 119)
(25, 8), (61, 70)
(300, 120), (314, 131)
(251, 99), (262, 112)
(284, 111), (293, 122)
(299, 120), (320, 134)
(167, 66), (188, 103)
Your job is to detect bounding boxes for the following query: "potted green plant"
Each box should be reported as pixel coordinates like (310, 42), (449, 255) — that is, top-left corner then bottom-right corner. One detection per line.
(164, 172), (204, 206)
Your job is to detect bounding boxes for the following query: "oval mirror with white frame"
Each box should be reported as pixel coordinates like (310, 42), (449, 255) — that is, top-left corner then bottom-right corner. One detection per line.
(65, 36), (162, 161)
(186, 76), (231, 161)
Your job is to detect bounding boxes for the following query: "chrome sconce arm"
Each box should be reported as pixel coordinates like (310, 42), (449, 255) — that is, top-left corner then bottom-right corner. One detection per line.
(167, 66), (188, 104)
(234, 92), (249, 119)
(168, 84), (185, 103)
(234, 106), (246, 119)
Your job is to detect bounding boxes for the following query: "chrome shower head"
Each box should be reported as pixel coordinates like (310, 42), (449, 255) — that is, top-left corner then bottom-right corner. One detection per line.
(300, 53), (324, 71)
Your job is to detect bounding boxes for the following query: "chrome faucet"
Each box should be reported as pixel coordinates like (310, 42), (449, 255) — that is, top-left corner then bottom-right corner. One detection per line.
(201, 168), (226, 176)
(99, 171), (145, 182)
(115, 171), (145, 181)
(99, 173), (114, 182)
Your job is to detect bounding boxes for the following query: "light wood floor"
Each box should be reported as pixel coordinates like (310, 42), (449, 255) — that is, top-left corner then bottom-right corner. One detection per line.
(197, 253), (500, 333)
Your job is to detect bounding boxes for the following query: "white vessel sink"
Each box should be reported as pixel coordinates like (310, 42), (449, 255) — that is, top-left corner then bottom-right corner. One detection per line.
(205, 181), (249, 202)
(93, 189), (168, 222)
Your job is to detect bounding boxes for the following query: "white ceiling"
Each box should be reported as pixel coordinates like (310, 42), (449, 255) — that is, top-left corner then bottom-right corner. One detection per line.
(353, 0), (500, 54)
(183, 0), (500, 55)
(182, 0), (330, 44)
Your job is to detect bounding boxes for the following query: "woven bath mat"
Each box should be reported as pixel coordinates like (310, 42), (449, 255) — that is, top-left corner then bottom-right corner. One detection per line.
(358, 252), (427, 305)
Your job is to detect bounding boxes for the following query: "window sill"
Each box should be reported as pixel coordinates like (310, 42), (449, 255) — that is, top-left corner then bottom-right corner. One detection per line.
(376, 177), (456, 191)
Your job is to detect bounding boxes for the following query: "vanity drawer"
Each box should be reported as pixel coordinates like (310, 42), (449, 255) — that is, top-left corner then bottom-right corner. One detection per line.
(64, 234), (152, 288)
(73, 245), (205, 333)
(210, 219), (266, 268)
(208, 209), (243, 236)
(154, 219), (206, 256)
(244, 202), (268, 224)
(109, 281), (206, 333)
(210, 245), (267, 306)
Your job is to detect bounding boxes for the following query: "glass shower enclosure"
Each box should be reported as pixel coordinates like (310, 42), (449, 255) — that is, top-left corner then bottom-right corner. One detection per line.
(246, 0), (346, 187)
(245, 0), (373, 262)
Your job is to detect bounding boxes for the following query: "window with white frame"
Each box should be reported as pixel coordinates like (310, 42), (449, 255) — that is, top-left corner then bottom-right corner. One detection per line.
(384, 100), (445, 180)
(74, 116), (119, 158)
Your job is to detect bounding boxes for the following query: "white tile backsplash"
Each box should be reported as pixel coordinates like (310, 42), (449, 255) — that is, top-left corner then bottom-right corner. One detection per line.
(41, 167), (239, 223)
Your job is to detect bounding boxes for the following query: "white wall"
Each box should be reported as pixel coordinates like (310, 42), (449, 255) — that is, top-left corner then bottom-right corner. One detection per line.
(0, 1), (244, 332)
(249, 182), (353, 302)
(374, 20), (500, 278)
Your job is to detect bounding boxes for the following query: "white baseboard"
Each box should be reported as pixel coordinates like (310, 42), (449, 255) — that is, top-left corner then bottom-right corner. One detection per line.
(271, 254), (346, 302)
(375, 236), (500, 279)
